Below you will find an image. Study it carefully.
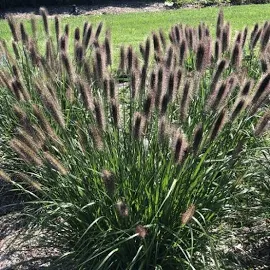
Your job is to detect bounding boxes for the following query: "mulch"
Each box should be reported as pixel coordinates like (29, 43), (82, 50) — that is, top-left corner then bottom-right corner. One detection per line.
(0, 1), (176, 19)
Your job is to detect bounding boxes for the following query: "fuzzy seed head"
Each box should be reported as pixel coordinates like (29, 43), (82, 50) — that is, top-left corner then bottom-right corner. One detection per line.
(215, 40), (220, 60)
(94, 99), (106, 131)
(64, 24), (69, 37)
(179, 39), (187, 65)
(43, 152), (68, 175)
(40, 7), (49, 36)
(251, 73), (270, 106)
(74, 27), (80, 42)
(7, 15), (19, 42)
(29, 41), (40, 66)
(77, 80), (93, 111)
(133, 112), (145, 139)
(61, 52), (74, 83)
(95, 49), (105, 82)
(261, 58), (268, 73)
(180, 80), (191, 121)
(251, 28), (262, 50)
(16, 128), (41, 151)
(83, 62), (92, 84)
(210, 60), (227, 93)
(95, 22), (103, 39)
(20, 22), (28, 45)
(55, 16), (60, 46)
(161, 94), (170, 115)
(174, 25), (181, 44)
(241, 80), (253, 96)
(174, 68), (182, 94)
(140, 65), (147, 94)
(109, 78), (116, 99)
(139, 43), (145, 59)
(0, 170), (12, 183)
(158, 117), (168, 142)
(102, 169), (115, 196)
(83, 23), (93, 49)
(89, 127), (104, 150)
(131, 70), (138, 98)
(221, 23), (231, 53)
(261, 24), (270, 52)
(75, 42), (84, 65)
(12, 41), (20, 59)
(31, 16), (37, 40)
(111, 99), (121, 128)
(127, 46), (133, 72)
(254, 110), (270, 136)
(210, 109), (227, 141)
(46, 39), (53, 64)
(173, 132), (183, 163)
(10, 138), (43, 166)
(242, 27), (248, 48)
(167, 72), (175, 100)
(196, 42), (206, 72)
(104, 35), (112, 66)
(193, 123), (203, 154)
(230, 42), (242, 69)
(136, 225), (147, 239)
(83, 22), (88, 37)
(159, 28), (167, 49)
(169, 29), (174, 44)
(143, 93), (153, 119)
(119, 46), (125, 71)
(32, 105), (60, 144)
(116, 200), (128, 217)
(60, 35), (67, 52)
(153, 32), (161, 54)
(15, 172), (41, 191)
(150, 70), (156, 92)
(216, 9), (224, 39)
(210, 81), (229, 111)
(181, 204), (196, 225)
(230, 99), (246, 121)
(155, 66), (165, 108)
(144, 37), (151, 66)
(165, 46), (174, 70)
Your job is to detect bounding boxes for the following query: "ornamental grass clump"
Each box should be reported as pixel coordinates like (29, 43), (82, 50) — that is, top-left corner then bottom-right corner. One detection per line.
(0, 9), (269, 269)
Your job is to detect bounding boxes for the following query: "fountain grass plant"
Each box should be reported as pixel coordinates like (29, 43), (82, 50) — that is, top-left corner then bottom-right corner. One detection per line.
(0, 8), (269, 269)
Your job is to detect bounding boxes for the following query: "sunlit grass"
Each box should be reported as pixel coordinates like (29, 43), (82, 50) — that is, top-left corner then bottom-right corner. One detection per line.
(1, 4), (270, 50)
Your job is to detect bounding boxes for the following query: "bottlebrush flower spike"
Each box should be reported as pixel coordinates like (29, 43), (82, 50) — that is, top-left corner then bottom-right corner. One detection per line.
(192, 123), (203, 154)
(210, 109), (227, 141)
(136, 225), (147, 239)
(116, 200), (128, 217)
(102, 169), (115, 196)
(40, 7), (49, 36)
(254, 110), (270, 136)
(181, 204), (196, 225)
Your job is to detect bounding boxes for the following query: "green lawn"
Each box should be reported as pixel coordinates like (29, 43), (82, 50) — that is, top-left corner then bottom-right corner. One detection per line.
(0, 4), (270, 51)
